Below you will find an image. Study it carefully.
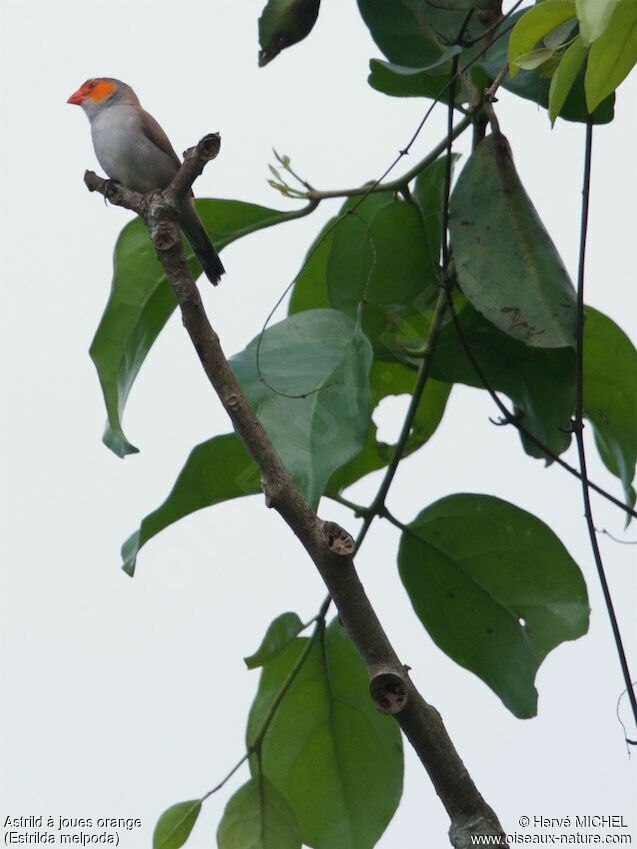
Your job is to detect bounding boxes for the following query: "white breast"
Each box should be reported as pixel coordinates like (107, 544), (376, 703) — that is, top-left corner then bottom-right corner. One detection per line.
(90, 105), (173, 194)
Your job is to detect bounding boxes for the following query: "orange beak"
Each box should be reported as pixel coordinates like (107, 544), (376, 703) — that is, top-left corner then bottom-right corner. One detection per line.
(67, 87), (86, 105)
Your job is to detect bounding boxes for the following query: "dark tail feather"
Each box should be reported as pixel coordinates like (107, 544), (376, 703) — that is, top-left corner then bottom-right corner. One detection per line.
(181, 200), (225, 286)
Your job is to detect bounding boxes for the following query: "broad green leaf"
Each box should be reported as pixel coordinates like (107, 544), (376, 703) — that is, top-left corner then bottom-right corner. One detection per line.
(153, 800), (201, 849)
(584, 307), (637, 514)
(512, 47), (556, 72)
(449, 134), (576, 348)
(327, 361), (451, 494)
(247, 619), (403, 849)
(508, 1), (576, 77)
(367, 48), (464, 101)
(217, 778), (302, 849)
(585, 0), (637, 112)
(121, 434), (260, 576)
(576, 0), (617, 45)
(482, 13), (615, 124)
(245, 613), (306, 670)
(291, 155), (452, 324)
(91, 199), (302, 457)
(391, 297), (575, 460)
(231, 309), (373, 510)
(549, 36), (586, 122)
(356, 0), (488, 67)
(326, 193), (438, 352)
(398, 494), (589, 718)
(258, 0), (321, 67)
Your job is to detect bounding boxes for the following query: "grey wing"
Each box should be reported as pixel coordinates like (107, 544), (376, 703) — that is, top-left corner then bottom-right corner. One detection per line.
(138, 109), (182, 189)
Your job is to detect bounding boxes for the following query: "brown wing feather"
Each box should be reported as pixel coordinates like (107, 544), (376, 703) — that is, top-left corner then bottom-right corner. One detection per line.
(139, 109), (195, 195)
(139, 110), (181, 171)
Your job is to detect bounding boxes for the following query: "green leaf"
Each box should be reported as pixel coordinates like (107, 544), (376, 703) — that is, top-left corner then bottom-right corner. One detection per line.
(258, 0), (322, 67)
(368, 48), (463, 101)
(482, 13), (615, 124)
(449, 134), (576, 349)
(245, 613), (306, 670)
(512, 47), (557, 72)
(121, 434), (260, 576)
(390, 295), (575, 460)
(291, 155), (452, 326)
(153, 800), (201, 849)
(327, 361), (451, 494)
(576, 0), (618, 45)
(428, 300), (576, 461)
(549, 36), (586, 122)
(584, 307), (637, 515)
(325, 193), (438, 352)
(543, 17), (578, 49)
(508, 0), (576, 77)
(398, 494), (589, 718)
(231, 309), (373, 510)
(585, 0), (637, 112)
(247, 619), (403, 849)
(356, 0), (489, 67)
(288, 216), (334, 316)
(91, 199), (300, 457)
(412, 153), (459, 268)
(217, 778), (302, 849)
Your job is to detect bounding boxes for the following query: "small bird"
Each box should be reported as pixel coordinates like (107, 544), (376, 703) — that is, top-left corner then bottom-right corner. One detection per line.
(67, 78), (225, 285)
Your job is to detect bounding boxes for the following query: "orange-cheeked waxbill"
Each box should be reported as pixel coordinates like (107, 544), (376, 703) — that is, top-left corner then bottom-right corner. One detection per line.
(67, 78), (225, 285)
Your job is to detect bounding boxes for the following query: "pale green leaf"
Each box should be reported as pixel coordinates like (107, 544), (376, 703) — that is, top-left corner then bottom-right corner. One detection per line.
(513, 47), (556, 71)
(508, 0), (576, 77)
(230, 309), (373, 510)
(585, 0), (637, 112)
(576, 0), (618, 45)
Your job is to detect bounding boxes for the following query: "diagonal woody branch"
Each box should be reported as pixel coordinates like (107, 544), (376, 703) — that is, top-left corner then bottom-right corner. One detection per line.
(83, 134), (507, 849)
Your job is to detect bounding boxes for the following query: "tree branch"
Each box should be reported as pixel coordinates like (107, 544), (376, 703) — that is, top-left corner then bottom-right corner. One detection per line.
(84, 134), (507, 848)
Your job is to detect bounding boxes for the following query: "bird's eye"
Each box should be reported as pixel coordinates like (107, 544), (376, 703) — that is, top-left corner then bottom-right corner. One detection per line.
(87, 81), (96, 90)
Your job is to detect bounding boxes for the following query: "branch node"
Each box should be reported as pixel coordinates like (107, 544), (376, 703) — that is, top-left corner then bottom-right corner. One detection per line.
(319, 520), (356, 557)
(370, 671), (408, 715)
(153, 222), (179, 252)
(190, 132), (221, 162)
(226, 393), (240, 409)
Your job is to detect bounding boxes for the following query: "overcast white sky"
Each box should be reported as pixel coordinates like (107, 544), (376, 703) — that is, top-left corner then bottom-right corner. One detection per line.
(1, 1), (636, 847)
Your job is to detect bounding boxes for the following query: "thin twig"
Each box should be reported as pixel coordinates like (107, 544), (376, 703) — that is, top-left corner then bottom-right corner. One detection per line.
(485, 62), (509, 101)
(573, 120), (637, 730)
(201, 753), (250, 800)
(597, 528), (637, 545)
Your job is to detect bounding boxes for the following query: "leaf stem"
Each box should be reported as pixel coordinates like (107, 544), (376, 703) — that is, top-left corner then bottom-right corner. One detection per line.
(304, 115), (472, 201)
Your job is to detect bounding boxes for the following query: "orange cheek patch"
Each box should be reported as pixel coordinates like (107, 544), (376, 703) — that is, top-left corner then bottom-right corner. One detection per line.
(88, 80), (116, 101)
